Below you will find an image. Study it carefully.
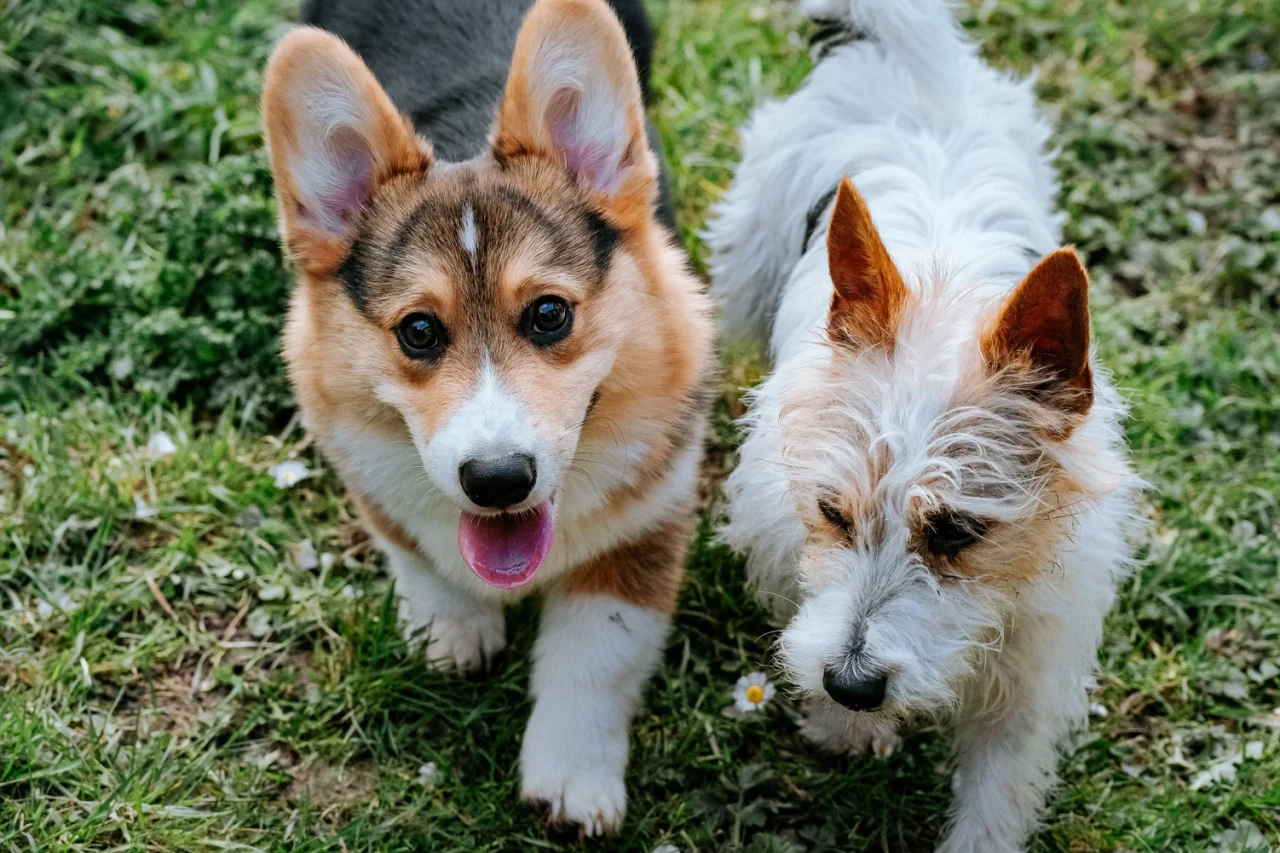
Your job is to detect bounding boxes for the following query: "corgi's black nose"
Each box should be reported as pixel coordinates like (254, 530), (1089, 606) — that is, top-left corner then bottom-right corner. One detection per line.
(822, 667), (887, 712)
(459, 454), (536, 508)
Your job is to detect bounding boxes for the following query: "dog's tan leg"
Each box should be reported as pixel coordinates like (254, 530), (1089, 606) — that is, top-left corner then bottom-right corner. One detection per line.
(519, 521), (687, 837)
(358, 496), (506, 673)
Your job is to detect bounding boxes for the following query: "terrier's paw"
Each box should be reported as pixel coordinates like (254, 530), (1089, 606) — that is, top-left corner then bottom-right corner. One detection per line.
(403, 604), (506, 674)
(521, 767), (627, 838)
(866, 728), (904, 759)
(935, 823), (1024, 853)
(800, 703), (902, 758)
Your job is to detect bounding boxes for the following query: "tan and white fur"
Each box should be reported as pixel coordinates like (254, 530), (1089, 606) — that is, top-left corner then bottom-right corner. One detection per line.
(262, 0), (713, 836)
(706, 1), (1141, 851)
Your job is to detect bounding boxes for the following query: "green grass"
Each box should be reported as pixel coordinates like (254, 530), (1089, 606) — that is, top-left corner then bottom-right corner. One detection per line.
(2, 0), (1279, 850)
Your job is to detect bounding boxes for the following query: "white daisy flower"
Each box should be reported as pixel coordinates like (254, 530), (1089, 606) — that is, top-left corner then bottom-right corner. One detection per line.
(733, 672), (776, 713)
(146, 431), (177, 457)
(269, 460), (310, 489)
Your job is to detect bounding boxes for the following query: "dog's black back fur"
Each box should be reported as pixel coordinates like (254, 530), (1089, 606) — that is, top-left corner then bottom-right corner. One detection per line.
(302, 0), (675, 230)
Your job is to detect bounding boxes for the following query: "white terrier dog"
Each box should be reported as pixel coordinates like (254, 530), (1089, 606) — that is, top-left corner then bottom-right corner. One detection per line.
(706, 1), (1141, 851)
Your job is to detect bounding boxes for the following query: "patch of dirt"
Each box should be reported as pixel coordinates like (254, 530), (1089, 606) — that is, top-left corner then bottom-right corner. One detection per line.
(0, 439), (30, 500)
(698, 443), (729, 511)
(285, 760), (380, 812)
(338, 514), (375, 562)
(123, 671), (231, 740)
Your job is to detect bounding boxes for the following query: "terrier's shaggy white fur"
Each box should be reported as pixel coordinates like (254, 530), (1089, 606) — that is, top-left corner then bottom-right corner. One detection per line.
(706, 1), (1142, 851)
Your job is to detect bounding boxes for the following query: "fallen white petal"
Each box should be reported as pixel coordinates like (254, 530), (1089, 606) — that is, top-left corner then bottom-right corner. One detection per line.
(246, 609), (272, 638)
(147, 431), (177, 457)
(134, 493), (158, 519)
(1186, 209), (1207, 235)
(296, 539), (319, 571)
(1190, 758), (1239, 791)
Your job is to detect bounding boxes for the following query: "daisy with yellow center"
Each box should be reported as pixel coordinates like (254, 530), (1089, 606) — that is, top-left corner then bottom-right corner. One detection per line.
(732, 672), (776, 713)
(269, 460), (310, 489)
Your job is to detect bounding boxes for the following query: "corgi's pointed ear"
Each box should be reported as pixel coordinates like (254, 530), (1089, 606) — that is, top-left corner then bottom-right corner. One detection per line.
(492, 0), (655, 223)
(262, 27), (430, 273)
(826, 178), (909, 350)
(982, 247), (1093, 417)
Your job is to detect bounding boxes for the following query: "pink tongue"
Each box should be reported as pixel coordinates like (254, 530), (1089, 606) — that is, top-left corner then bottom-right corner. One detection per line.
(457, 501), (556, 590)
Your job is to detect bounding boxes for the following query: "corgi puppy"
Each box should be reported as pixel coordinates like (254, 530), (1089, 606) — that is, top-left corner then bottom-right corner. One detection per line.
(706, 1), (1140, 851)
(262, 0), (713, 836)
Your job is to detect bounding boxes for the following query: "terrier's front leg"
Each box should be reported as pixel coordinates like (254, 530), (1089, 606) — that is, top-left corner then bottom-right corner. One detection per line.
(519, 532), (683, 837)
(938, 706), (1063, 853)
(938, 620), (1090, 853)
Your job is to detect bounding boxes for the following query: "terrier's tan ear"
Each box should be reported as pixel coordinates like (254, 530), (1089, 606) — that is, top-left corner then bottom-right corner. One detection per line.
(825, 178), (910, 351)
(982, 247), (1094, 417)
(491, 0), (655, 228)
(262, 27), (430, 274)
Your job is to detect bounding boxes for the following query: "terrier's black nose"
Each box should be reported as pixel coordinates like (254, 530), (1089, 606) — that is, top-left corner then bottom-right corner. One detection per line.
(459, 454), (536, 508)
(822, 667), (888, 712)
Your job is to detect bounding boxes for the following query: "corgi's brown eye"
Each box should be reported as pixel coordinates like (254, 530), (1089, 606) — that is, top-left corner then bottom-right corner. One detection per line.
(398, 312), (446, 359)
(523, 296), (573, 345)
(818, 498), (851, 533)
(924, 509), (987, 560)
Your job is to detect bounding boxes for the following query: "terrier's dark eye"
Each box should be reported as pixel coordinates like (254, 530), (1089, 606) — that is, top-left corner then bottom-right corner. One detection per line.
(523, 296), (573, 345)
(818, 498), (852, 533)
(397, 312), (447, 359)
(923, 509), (987, 560)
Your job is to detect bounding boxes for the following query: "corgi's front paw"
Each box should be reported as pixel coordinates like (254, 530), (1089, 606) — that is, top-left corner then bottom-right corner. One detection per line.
(521, 765), (627, 838)
(402, 603), (506, 674)
(520, 706), (627, 837)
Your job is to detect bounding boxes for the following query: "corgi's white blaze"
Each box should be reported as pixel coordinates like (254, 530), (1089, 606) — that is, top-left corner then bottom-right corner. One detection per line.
(459, 203), (479, 258)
